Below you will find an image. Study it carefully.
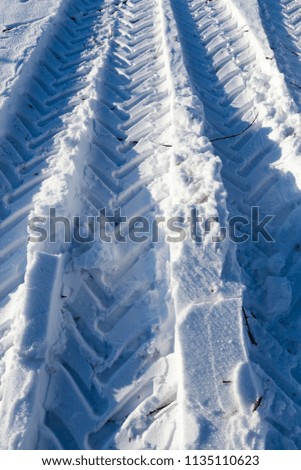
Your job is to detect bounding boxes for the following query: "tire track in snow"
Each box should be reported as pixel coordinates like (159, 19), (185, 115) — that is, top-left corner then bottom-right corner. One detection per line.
(39, 1), (176, 449)
(257, 0), (301, 109)
(0, 0), (116, 448)
(159, 0), (263, 450)
(5, 0), (178, 450)
(170, 0), (301, 449)
(0, 0), (103, 304)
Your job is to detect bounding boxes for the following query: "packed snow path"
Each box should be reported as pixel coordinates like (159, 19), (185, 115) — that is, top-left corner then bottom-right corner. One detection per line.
(0, 0), (301, 450)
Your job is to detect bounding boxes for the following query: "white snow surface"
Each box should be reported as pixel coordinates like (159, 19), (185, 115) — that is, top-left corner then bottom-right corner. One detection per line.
(0, 0), (62, 108)
(0, 0), (301, 450)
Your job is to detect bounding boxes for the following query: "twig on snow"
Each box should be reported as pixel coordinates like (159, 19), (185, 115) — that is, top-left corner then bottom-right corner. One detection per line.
(242, 307), (258, 346)
(281, 42), (299, 56)
(147, 401), (174, 417)
(210, 113), (259, 143)
(289, 81), (301, 89)
(253, 396), (263, 412)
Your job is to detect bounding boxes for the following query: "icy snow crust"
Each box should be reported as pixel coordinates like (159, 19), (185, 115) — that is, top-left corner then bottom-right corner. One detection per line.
(0, 0), (301, 450)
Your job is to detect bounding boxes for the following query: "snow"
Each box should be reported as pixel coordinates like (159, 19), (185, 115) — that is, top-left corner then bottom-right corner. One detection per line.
(0, 252), (64, 449)
(0, 0), (62, 107)
(1, 0), (301, 451)
(265, 276), (292, 317)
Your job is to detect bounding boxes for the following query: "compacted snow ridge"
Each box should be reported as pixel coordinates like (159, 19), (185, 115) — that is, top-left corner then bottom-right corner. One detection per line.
(0, 0), (301, 451)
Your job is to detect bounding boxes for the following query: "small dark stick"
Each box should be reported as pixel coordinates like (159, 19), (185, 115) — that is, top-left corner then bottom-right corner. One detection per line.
(281, 43), (299, 56)
(253, 396), (263, 412)
(210, 113), (259, 143)
(289, 81), (301, 90)
(242, 307), (258, 346)
(147, 401), (173, 416)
